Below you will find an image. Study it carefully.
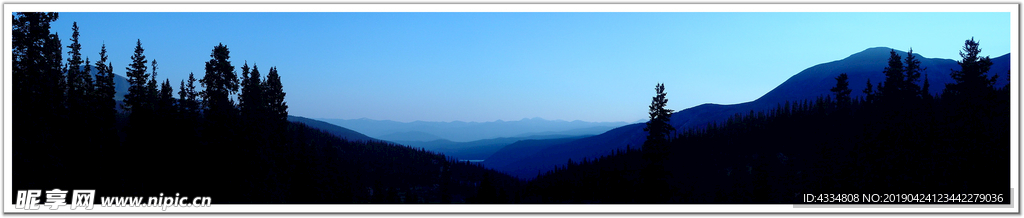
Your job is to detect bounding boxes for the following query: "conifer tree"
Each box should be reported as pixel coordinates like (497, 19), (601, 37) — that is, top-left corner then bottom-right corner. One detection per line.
(880, 49), (904, 101)
(158, 78), (175, 115)
(92, 43), (117, 146)
(944, 37), (996, 99)
(904, 48), (925, 98)
(830, 73), (852, 108)
(200, 43), (239, 125)
(199, 44), (240, 192)
(863, 79), (875, 104)
(12, 13), (61, 113)
(43, 32), (65, 119)
(12, 12), (63, 186)
(147, 60), (160, 111)
(123, 39), (149, 113)
(641, 83), (673, 203)
(264, 66), (288, 127)
(178, 72), (200, 118)
(644, 83), (674, 150)
(240, 62), (266, 123)
(66, 22), (92, 114)
(93, 44), (116, 115)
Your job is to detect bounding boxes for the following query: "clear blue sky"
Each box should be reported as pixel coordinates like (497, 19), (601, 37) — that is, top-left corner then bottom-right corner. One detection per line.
(47, 12), (1011, 122)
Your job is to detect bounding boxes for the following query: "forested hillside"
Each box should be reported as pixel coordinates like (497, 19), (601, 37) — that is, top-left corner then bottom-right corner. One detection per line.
(12, 12), (518, 204)
(515, 40), (1010, 203)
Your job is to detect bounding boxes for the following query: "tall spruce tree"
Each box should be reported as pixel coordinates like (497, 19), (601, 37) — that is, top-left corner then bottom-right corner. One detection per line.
(863, 79), (875, 104)
(239, 62), (266, 123)
(147, 60), (160, 111)
(13, 12), (62, 125)
(199, 44), (240, 195)
(44, 32), (65, 121)
(93, 43), (118, 147)
(264, 66), (288, 128)
(200, 43), (239, 126)
(641, 83), (673, 203)
(880, 49), (904, 102)
(66, 22), (92, 115)
(644, 83), (674, 149)
(830, 73), (852, 108)
(158, 78), (175, 116)
(944, 37), (996, 99)
(12, 12), (64, 188)
(123, 39), (149, 113)
(904, 48), (925, 99)
(178, 72), (200, 119)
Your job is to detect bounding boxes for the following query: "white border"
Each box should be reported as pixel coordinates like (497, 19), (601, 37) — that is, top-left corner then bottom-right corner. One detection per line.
(0, 3), (1018, 12)
(3, 3), (1019, 214)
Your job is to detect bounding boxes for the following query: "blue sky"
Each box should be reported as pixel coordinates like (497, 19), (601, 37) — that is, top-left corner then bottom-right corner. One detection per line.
(46, 12), (1011, 122)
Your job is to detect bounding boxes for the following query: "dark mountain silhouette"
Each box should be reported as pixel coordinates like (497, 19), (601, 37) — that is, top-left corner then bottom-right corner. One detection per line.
(322, 117), (628, 142)
(486, 124), (646, 178)
(487, 47), (1011, 180)
(483, 135), (595, 173)
(287, 115), (377, 142)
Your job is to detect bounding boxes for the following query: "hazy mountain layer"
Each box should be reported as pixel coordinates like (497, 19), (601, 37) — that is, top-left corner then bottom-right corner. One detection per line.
(485, 47), (1011, 179)
(322, 117), (628, 142)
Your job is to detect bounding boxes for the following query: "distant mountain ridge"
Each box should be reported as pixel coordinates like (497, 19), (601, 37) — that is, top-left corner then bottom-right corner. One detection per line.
(287, 116), (596, 161)
(287, 115), (378, 142)
(321, 117), (629, 142)
(393, 134), (590, 161)
(485, 47), (1011, 179)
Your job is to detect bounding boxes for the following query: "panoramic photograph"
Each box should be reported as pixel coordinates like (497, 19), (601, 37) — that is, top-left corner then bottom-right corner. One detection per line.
(5, 3), (1017, 214)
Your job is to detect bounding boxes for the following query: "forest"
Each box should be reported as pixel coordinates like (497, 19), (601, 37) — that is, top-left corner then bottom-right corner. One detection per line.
(519, 41), (1010, 203)
(12, 12), (519, 204)
(12, 12), (1011, 204)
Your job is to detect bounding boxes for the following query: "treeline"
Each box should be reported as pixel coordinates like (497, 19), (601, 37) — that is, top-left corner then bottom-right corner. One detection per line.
(13, 12), (519, 204)
(518, 39), (1009, 203)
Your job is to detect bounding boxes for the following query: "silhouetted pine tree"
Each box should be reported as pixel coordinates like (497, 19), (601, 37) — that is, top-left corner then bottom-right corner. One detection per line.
(830, 73), (851, 108)
(147, 60), (160, 111)
(66, 22), (93, 120)
(200, 43), (239, 127)
(121, 39), (153, 195)
(944, 37), (997, 100)
(178, 72), (201, 120)
(879, 49), (904, 102)
(641, 83), (673, 203)
(904, 48), (925, 99)
(123, 40), (149, 113)
(264, 66), (289, 130)
(199, 43), (240, 197)
(92, 43), (118, 146)
(643, 83), (674, 150)
(158, 79), (175, 116)
(12, 12), (64, 192)
(239, 62), (267, 139)
(862, 78), (875, 104)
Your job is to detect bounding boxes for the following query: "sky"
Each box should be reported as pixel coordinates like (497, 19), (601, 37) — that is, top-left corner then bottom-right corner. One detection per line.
(42, 10), (1012, 123)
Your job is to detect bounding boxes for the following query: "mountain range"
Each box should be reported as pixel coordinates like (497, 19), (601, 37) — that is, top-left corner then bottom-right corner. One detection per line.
(287, 115), (378, 142)
(483, 47), (1011, 179)
(320, 117), (629, 142)
(391, 134), (592, 161)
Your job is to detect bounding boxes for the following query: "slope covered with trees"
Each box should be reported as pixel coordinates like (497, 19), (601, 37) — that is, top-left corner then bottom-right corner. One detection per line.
(519, 39), (1010, 203)
(12, 12), (519, 204)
